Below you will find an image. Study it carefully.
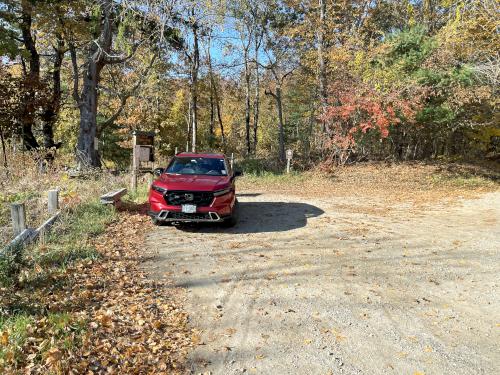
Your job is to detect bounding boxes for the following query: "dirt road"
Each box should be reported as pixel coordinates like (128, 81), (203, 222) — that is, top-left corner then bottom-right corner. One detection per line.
(146, 190), (500, 375)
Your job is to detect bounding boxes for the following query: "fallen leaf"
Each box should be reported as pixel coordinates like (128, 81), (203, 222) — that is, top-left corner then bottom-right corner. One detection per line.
(0, 331), (8, 345)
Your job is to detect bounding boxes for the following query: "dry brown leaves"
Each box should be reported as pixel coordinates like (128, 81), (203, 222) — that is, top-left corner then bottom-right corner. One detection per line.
(2, 209), (193, 374)
(66, 211), (194, 374)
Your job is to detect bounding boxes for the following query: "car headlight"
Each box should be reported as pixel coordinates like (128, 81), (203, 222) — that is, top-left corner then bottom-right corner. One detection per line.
(151, 184), (167, 194)
(213, 187), (232, 197)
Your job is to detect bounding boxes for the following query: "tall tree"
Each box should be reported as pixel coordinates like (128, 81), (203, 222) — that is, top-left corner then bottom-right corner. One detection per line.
(252, 29), (263, 154)
(238, 21), (253, 156)
(40, 32), (65, 149)
(19, 0), (41, 150)
(69, 0), (178, 167)
(261, 3), (298, 162)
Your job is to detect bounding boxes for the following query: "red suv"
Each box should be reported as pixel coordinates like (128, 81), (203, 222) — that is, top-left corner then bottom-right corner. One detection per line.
(148, 153), (241, 226)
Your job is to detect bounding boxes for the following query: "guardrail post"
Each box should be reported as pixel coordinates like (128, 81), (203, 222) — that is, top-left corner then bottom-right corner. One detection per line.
(11, 202), (26, 236)
(48, 189), (59, 214)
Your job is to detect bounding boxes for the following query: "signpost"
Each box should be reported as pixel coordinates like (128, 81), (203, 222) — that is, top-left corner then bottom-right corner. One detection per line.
(286, 149), (293, 174)
(131, 130), (155, 192)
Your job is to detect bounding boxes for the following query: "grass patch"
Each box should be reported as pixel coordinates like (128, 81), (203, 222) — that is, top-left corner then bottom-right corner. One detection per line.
(35, 245), (100, 268)
(0, 312), (86, 371)
(62, 201), (117, 238)
(0, 315), (34, 365)
(0, 252), (20, 287)
(0, 201), (116, 287)
(125, 182), (150, 203)
(430, 174), (498, 189)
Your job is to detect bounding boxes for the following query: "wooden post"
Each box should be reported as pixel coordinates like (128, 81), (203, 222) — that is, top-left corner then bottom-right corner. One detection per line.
(146, 172), (153, 186)
(175, 147), (178, 155)
(286, 158), (291, 174)
(11, 202), (26, 236)
(131, 133), (138, 192)
(230, 153), (234, 169)
(48, 189), (59, 214)
(131, 145), (140, 192)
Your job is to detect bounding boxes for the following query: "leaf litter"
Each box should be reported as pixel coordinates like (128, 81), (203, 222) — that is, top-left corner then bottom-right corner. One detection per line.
(1, 210), (194, 374)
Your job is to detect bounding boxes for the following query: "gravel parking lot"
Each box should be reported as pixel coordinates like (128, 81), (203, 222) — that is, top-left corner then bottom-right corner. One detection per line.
(146, 190), (500, 375)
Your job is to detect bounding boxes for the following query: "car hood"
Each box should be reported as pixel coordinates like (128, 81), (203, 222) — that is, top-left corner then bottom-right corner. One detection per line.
(158, 174), (230, 191)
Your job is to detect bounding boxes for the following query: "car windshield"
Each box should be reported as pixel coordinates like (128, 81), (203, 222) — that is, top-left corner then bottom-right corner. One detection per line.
(166, 157), (227, 176)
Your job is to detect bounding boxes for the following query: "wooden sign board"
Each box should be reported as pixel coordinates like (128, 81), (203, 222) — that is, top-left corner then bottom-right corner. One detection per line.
(136, 134), (154, 146)
(138, 146), (151, 162)
(131, 130), (156, 191)
(132, 130), (155, 162)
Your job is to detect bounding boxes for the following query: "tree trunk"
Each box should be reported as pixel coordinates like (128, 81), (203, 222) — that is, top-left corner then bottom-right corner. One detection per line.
(317, 0), (327, 132)
(77, 59), (101, 167)
(0, 124), (7, 168)
(190, 19), (200, 153)
(20, 0), (40, 150)
(209, 79), (215, 139)
(276, 86), (286, 162)
(187, 97), (191, 151)
(213, 80), (225, 146)
(75, 0), (114, 167)
(207, 39), (215, 141)
(244, 56), (252, 155)
(253, 35), (260, 155)
(41, 36), (64, 149)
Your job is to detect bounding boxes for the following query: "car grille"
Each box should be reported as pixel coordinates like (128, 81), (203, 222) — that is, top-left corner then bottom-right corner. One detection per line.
(167, 212), (211, 221)
(165, 191), (214, 207)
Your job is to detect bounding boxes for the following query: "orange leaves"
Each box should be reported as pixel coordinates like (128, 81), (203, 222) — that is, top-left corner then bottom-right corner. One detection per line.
(321, 77), (421, 164)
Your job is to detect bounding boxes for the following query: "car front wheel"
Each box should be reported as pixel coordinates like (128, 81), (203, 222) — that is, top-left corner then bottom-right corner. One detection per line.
(222, 200), (239, 227)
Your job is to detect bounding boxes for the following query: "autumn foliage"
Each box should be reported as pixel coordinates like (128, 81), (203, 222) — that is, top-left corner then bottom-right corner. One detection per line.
(321, 78), (420, 165)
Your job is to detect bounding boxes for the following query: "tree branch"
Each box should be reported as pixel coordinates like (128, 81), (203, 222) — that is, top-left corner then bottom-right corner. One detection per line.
(264, 88), (277, 99)
(99, 54), (157, 131)
(102, 42), (141, 65)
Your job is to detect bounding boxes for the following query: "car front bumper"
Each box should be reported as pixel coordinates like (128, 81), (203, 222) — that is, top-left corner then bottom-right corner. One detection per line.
(148, 191), (235, 222)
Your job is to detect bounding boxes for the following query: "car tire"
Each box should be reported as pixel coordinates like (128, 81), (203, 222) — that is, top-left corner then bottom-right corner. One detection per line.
(222, 200), (239, 227)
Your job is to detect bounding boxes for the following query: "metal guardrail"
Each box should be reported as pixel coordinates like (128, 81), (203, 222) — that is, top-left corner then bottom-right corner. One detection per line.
(2, 187), (127, 256)
(1, 189), (61, 256)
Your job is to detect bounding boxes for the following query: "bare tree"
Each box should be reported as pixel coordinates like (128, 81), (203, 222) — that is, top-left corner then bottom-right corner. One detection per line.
(253, 30), (263, 154)
(205, 33), (225, 147)
(261, 17), (297, 162)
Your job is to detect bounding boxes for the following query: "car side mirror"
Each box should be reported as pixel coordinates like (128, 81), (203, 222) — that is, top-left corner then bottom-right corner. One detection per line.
(153, 167), (164, 177)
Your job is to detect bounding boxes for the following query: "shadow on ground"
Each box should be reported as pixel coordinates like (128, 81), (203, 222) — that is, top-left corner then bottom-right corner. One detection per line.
(176, 201), (324, 234)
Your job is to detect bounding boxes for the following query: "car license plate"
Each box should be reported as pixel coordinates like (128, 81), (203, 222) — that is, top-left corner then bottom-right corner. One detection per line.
(181, 204), (197, 213)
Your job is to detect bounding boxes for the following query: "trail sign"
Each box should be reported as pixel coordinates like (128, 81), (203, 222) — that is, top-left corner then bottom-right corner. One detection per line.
(286, 149), (293, 174)
(131, 130), (155, 191)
